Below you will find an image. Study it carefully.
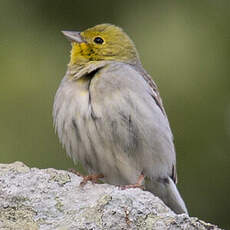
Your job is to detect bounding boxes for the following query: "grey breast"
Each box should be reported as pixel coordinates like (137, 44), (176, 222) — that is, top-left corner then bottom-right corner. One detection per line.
(53, 62), (176, 185)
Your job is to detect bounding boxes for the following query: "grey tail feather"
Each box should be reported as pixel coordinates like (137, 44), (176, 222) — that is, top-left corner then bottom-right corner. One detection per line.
(146, 177), (188, 215)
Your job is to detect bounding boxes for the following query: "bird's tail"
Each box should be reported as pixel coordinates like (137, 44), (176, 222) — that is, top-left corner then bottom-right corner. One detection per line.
(146, 177), (188, 214)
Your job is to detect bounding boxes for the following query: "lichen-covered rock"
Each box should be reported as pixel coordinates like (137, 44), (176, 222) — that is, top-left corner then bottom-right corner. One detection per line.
(0, 162), (222, 230)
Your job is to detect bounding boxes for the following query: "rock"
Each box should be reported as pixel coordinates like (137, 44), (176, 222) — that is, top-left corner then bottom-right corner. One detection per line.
(0, 162), (222, 230)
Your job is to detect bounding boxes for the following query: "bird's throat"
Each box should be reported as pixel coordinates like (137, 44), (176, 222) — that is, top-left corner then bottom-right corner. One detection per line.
(70, 42), (93, 65)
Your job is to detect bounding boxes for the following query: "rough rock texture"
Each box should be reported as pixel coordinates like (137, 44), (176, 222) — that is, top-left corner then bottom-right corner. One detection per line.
(0, 162), (222, 230)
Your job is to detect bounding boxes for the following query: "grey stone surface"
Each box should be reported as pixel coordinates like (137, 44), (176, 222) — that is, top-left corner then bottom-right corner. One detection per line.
(0, 162), (222, 230)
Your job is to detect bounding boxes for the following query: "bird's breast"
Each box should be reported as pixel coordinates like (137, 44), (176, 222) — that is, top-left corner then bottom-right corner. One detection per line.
(53, 63), (175, 185)
(53, 76), (93, 162)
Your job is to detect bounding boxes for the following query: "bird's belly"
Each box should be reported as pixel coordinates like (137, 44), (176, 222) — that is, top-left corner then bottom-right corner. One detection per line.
(68, 108), (140, 185)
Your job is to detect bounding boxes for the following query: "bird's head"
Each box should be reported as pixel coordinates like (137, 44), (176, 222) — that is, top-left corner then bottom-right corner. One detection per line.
(62, 24), (139, 67)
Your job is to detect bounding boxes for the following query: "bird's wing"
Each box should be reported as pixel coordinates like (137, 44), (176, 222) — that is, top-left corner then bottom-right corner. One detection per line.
(141, 72), (166, 116)
(141, 70), (178, 184)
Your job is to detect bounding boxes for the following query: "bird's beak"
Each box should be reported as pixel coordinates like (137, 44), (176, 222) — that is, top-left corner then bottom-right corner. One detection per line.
(61, 31), (84, 43)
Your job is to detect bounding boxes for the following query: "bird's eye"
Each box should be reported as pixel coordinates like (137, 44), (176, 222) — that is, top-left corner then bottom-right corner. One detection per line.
(94, 37), (104, 44)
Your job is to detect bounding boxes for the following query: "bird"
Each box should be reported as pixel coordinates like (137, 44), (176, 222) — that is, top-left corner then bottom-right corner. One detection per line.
(53, 23), (188, 214)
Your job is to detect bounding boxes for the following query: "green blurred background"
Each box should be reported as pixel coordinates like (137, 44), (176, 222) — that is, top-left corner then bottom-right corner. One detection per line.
(0, 0), (229, 228)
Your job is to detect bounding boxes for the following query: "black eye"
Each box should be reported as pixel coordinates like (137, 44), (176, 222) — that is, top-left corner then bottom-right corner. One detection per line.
(94, 37), (104, 44)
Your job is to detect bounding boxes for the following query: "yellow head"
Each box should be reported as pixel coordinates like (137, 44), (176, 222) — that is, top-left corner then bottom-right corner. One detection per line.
(62, 24), (139, 66)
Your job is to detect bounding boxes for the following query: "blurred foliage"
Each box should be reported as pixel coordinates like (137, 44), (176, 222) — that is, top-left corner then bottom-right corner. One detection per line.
(0, 0), (229, 228)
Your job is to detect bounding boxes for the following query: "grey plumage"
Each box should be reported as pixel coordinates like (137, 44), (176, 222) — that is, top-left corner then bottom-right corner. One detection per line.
(53, 61), (188, 214)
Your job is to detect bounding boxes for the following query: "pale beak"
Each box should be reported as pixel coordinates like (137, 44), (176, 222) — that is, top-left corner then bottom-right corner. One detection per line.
(61, 31), (84, 43)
